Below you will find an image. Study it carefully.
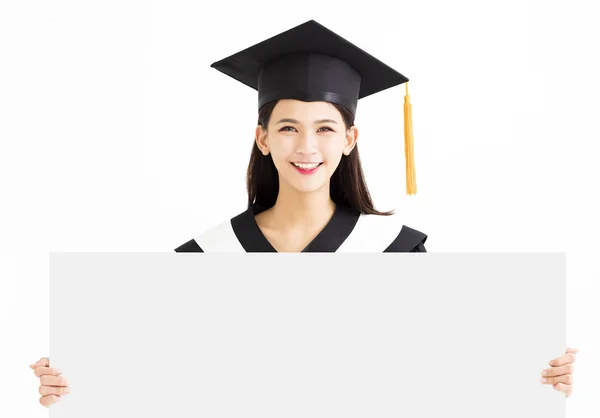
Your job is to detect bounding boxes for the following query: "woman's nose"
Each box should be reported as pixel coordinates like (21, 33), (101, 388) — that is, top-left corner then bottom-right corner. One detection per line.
(295, 132), (318, 154)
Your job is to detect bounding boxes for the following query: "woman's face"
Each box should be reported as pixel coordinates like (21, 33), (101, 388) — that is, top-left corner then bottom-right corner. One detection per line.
(255, 99), (358, 194)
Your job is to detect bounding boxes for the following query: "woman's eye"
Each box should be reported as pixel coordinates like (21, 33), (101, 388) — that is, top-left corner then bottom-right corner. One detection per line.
(280, 126), (333, 132)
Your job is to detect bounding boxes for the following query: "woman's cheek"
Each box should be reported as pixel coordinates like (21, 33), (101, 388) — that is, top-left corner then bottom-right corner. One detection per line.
(320, 141), (345, 163)
(271, 138), (295, 159)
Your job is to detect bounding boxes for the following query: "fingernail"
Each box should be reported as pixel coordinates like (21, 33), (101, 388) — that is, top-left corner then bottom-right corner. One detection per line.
(542, 370), (548, 376)
(65, 387), (71, 394)
(541, 378), (547, 383)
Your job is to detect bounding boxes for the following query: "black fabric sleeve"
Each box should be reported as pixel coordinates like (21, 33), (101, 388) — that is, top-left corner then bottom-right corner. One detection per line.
(410, 241), (427, 252)
(384, 226), (428, 253)
(174, 239), (204, 253)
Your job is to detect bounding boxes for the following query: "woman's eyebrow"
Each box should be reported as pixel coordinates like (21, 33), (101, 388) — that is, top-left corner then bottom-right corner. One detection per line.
(275, 118), (338, 124)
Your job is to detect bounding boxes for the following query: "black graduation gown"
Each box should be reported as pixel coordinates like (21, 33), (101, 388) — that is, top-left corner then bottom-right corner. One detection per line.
(174, 204), (427, 253)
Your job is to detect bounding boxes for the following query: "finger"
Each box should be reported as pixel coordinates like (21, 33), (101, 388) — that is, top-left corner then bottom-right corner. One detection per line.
(40, 374), (69, 387)
(552, 382), (573, 398)
(566, 347), (579, 354)
(40, 385), (71, 396)
(543, 363), (574, 377)
(541, 373), (573, 385)
(30, 357), (49, 369)
(39, 394), (61, 408)
(34, 366), (62, 378)
(549, 352), (577, 366)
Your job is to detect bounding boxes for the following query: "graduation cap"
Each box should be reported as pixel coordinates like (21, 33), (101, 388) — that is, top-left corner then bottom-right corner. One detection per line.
(210, 19), (417, 195)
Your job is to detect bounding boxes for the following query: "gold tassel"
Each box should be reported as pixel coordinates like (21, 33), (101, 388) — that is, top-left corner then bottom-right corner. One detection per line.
(404, 81), (417, 195)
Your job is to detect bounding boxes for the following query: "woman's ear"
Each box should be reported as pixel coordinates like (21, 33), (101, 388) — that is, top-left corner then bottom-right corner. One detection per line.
(343, 125), (359, 155)
(255, 125), (270, 156)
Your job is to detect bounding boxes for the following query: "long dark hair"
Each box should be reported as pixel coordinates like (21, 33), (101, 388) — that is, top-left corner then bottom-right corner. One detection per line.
(246, 100), (393, 215)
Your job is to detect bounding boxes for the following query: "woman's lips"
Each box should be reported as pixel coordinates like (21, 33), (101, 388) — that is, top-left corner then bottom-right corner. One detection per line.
(290, 162), (322, 175)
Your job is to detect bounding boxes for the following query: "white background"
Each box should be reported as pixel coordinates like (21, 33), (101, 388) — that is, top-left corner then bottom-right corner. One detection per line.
(0, 0), (598, 417)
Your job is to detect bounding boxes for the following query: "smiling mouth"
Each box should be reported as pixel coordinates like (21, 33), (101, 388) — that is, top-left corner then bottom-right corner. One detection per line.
(290, 162), (323, 169)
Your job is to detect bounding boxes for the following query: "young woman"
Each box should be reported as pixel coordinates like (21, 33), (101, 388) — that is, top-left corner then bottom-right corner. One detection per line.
(29, 19), (579, 407)
(173, 97), (428, 254)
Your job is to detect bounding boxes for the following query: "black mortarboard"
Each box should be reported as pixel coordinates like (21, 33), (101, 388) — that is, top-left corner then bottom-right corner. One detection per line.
(210, 19), (418, 195)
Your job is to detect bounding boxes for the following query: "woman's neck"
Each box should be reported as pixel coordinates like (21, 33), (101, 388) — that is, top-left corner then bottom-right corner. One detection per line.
(264, 183), (335, 230)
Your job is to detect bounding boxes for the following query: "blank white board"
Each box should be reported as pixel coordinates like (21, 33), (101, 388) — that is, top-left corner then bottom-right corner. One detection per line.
(49, 253), (565, 417)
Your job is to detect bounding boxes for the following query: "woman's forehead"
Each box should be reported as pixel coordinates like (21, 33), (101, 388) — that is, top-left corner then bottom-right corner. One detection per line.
(272, 99), (341, 121)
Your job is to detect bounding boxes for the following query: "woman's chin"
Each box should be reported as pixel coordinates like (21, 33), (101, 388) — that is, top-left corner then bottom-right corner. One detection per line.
(296, 185), (328, 194)
(283, 177), (329, 194)
(278, 164), (331, 194)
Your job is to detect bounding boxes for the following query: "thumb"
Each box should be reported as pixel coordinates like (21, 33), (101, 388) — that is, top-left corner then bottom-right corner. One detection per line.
(29, 357), (49, 369)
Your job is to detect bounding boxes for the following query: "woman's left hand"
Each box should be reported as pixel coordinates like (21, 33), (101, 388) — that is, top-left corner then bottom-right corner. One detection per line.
(540, 347), (579, 398)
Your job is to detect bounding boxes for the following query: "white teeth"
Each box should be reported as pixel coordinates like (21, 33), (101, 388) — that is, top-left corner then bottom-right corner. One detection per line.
(292, 162), (320, 169)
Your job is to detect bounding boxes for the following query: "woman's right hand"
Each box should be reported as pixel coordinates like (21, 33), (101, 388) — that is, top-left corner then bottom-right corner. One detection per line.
(29, 357), (71, 408)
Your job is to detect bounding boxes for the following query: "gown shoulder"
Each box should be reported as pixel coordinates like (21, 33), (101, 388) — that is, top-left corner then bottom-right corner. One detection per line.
(337, 209), (428, 253)
(388, 225), (428, 252)
(174, 214), (244, 253)
(173, 218), (229, 253)
(174, 238), (203, 252)
(350, 210), (427, 253)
